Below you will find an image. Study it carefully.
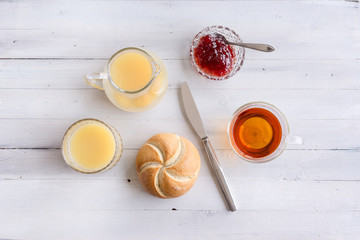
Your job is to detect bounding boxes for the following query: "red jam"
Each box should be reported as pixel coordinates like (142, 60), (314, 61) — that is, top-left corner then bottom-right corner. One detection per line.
(194, 34), (234, 77)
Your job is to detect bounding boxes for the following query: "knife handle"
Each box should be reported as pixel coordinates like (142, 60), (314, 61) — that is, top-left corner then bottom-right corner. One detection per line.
(201, 137), (237, 211)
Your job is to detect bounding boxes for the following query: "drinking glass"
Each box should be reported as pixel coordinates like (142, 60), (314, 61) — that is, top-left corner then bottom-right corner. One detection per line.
(62, 118), (123, 173)
(228, 102), (303, 163)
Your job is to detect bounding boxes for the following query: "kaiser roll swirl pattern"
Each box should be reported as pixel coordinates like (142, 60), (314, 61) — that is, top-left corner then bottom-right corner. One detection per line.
(136, 133), (201, 198)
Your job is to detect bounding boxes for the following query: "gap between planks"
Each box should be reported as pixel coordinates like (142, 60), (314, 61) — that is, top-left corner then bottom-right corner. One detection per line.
(0, 178), (359, 182)
(0, 58), (359, 60)
(1, 147), (360, 151)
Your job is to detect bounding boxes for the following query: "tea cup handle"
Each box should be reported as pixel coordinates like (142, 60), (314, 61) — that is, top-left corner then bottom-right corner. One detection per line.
(84, 73), (106, 90)
(286, 134), (304, 145)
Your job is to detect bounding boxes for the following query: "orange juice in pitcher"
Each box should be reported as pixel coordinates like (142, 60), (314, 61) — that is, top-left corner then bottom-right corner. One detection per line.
(85, 47), (168, 112)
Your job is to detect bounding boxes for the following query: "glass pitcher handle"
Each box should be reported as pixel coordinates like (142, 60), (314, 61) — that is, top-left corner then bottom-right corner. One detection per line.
(286, 134), (304, 145)
(84, 73), (106, 90)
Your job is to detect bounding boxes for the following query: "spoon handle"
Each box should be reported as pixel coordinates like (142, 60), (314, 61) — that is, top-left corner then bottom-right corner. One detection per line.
(228, 42), (275, 52)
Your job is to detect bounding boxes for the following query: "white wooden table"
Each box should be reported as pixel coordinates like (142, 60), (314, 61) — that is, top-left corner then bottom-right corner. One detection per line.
(0, 1), (359, 239)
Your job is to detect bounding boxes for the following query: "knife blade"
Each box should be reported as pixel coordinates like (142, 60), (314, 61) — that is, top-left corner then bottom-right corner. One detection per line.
(181, 82), (208, 139)
(181, 82), (237, 211)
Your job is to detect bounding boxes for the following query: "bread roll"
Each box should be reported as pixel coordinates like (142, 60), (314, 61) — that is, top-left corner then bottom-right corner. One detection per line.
(136, 133), (201, 198)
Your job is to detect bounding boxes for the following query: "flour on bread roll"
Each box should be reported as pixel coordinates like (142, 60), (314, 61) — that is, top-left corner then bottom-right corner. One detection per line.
(136, 133), (201, 198)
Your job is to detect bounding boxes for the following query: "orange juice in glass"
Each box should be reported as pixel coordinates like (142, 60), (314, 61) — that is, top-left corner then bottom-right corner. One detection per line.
(62, 119), (123, 173)
(85, 47), (168, 112)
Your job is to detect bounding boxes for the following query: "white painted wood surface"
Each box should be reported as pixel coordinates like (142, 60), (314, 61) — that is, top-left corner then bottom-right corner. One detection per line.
(0, 1), (359, 239)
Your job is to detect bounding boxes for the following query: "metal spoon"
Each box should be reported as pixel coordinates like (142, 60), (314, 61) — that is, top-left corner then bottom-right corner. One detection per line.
(212, 33), (275, 52)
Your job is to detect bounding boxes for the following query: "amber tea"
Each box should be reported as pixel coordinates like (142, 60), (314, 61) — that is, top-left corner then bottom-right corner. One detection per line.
(230, 107), (282, 158)
(227, 102), (303, 163)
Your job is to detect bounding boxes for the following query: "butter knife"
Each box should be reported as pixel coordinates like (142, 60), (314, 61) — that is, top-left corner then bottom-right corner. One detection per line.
(181, 82), (237, 211)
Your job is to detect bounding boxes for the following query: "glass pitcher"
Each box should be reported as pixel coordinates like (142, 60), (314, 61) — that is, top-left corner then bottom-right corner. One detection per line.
(85, 47), (168, 112)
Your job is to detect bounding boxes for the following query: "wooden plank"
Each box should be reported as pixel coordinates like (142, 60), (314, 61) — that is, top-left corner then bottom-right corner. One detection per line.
(0, 119), (359, 150)
(0, 2), (358, 59)
(0, 1), (357, 31)
(0, 89), (359, 120)
(1, 149), (360, 181)
(0, 28), (358, 60)
(0, 210), (358, 240)
(1, 59), (359, 90)
(0, 178), (358, 211)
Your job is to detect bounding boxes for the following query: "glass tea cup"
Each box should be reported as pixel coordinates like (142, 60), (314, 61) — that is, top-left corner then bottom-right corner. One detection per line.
(84, 47), (168, 112)
(227, 102), (303, 163)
